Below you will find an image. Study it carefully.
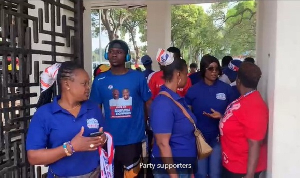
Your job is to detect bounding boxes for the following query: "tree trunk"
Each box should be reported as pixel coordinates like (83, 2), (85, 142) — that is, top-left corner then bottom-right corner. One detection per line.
(129, 28), (139, 62)
(101, 9), (128, 41)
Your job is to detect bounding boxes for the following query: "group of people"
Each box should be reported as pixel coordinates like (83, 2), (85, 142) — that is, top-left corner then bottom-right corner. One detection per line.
(26, 39), (268, 178)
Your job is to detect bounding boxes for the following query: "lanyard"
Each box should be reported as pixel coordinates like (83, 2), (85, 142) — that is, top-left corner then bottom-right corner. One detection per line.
(226, 90), (256, 111)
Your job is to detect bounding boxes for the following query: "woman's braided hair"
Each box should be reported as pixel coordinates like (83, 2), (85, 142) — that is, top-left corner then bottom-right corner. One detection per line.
(36, 61), (82, 108)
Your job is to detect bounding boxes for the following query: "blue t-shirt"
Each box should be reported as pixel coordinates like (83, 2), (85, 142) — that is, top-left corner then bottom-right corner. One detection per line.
(151, 85), (197, 165)
(231, 85), (240, 101)
(26, 97), (104, 178)
(185, 79), (234, 141)
(143, 69), (154, 81)
(90, 70), (151, 146)
(189, 71), (201, 85)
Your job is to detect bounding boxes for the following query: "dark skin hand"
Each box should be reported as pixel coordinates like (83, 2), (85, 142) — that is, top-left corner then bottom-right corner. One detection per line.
(155, 133), (178, 178)
(203, 109), (222, 119)
(27, 127), (106, 165)
(243, 139), (261, 178)
(144, 99), (152, 121)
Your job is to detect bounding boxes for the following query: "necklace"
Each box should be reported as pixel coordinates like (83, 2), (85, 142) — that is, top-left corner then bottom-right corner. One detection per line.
(226, 90), (256, 111)
(242, 90), (256, 98)
(65, 104), (80, 111)
(59, 101), (81, 111)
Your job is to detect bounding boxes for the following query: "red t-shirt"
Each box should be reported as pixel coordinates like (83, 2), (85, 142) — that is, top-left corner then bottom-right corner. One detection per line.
(219, 91), (268, 174)
(148, 71), (192, 100)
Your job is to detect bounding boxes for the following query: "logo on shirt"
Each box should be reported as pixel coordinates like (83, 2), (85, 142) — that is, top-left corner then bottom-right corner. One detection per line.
(87, 118), (99, 129)
(216, 93), (226, 100)
(109, 88), (132, 118)
(108, 85), (113, 90)
(219, 102), (240, 135)
(98, 77), (106, 80)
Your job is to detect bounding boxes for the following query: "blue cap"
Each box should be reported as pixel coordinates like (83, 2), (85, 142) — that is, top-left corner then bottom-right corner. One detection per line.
(141, 55), (152, 65)
(223, 59), (242, 81)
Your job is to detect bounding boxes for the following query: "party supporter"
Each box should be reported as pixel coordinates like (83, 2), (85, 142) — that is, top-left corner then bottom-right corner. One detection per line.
(244, 57), (255, 64)
(26, 61), (107, 178)
(219, 62), (268, 178)
(223, 59), (243, 101)
(151, 49), (197, 178)
(148, 47), (192, 99)
(189, 54), (212, 85)
(185, 55), (234, 178)
(188, 62), (198, 76)
(93, 64), (110, 78)
(219, 59), (242, 85)
(90, 39), (152, 178)
(221, 56), (233, 72)
(141, 54), (154, 80)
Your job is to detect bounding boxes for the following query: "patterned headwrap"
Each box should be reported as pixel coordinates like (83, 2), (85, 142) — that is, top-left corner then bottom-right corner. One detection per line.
(40, 63), (61, 92)
(156, 48), (174, 66)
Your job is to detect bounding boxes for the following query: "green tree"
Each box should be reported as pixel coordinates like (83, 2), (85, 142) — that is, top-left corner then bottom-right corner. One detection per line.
(91, 9), (130, 41)
(171, 5), (200, 49)
(120, 8), (146, 61)
(223, 1), (256, 56)
(209, 1), (256, 57)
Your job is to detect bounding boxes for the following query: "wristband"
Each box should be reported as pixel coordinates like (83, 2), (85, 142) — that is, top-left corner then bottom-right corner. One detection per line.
(63, 142), (72, 156)
(67, 141), (75, 153)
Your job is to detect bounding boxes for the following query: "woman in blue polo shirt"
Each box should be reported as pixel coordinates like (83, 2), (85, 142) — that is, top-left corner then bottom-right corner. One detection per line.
(151, 50), (197, 178)
(26, 61), (107, 178)
(185, 55), (234, 178)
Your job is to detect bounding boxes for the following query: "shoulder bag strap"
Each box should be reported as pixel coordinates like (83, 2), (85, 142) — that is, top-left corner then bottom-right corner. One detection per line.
(158, 91), (197, 130)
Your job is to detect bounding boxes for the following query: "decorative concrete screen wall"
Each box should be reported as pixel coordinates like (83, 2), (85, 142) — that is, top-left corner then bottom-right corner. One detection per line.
(0, 0), (83, 177)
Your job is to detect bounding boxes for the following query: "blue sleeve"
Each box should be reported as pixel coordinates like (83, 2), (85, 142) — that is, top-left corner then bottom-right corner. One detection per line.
(95, 107), (106, 131)
(26, 110), (49, 150)
(139, 74), (152, 102)
(90, 78), (102, 105)
(185, 88), (194, 106)
(227, 86), (236, 104)
(150, 97), (174, 134)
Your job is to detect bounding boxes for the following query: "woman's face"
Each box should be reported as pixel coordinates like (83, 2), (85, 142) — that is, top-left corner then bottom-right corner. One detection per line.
(65, 69), (91, 101)
(205, 62), (219, 82)
(177, 66), (188, 88)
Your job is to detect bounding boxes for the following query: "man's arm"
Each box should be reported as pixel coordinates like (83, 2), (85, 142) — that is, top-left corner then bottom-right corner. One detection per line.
(145, 99), (152, 121)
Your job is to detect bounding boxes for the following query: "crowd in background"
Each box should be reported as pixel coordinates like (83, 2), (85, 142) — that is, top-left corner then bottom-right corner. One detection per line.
(26, 39), (268, 178)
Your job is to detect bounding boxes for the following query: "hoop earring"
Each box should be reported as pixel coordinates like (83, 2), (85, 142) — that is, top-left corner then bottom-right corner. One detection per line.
(177, 78), (182, 86)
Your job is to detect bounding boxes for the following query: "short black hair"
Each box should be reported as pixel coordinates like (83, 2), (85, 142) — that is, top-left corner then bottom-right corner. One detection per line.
(244, 57), (255, 64)
(162, 58), (187, 82)
(222, 56), (233, 67)
(190, 63), (197, 69)
(199, 55), (221, 78)
(167, 47), (181, 58)
(108, 40), (129, 55)
(237, 62), (262, 89)
(36, 61), (82, 108)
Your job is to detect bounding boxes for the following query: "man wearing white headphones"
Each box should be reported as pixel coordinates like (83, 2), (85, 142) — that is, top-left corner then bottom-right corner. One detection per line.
(90, 40), (152, 178)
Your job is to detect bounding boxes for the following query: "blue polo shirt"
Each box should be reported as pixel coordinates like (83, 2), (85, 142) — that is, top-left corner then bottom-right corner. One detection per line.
(143, 68), (154, 80)
(90, 69), (151, 146)
(189, 71), (201, 85)
(185, 79), (234, 141)
(151, 85), (197, 165)
(26, 96), (104, 178)
(230, 83), (241, 101)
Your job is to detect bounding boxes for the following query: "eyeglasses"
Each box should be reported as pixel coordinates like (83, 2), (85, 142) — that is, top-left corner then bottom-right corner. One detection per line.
(206, 67), (219, 72)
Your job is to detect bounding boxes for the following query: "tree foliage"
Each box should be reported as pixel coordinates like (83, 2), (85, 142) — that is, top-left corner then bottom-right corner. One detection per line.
(91, 8), (129, 41)
(91, 1), (257, 64)
(120, 8), (146, 61)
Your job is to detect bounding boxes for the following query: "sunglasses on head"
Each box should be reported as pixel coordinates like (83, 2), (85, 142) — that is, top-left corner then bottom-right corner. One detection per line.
(206, 66), (219, 72)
